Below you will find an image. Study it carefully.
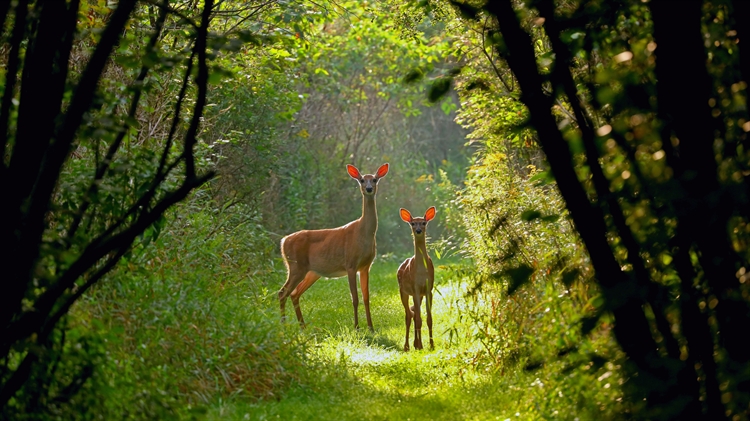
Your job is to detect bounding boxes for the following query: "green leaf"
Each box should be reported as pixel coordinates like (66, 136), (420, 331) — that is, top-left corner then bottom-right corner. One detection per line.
(529, 170), (555, 186)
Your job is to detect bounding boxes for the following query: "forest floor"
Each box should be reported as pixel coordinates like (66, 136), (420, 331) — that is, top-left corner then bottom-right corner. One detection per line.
(208, 260), (519, 421)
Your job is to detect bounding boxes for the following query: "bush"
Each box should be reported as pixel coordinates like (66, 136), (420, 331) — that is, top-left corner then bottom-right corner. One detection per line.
(72, 191), (306, 419)
(448, 141), (629, 417)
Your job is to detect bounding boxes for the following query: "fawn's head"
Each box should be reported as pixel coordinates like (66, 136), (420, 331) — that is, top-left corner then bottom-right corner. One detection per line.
(347, 163), (389, 196)
(400, 207), (436, 237)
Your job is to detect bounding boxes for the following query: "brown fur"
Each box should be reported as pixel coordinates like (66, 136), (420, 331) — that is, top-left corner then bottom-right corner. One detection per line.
(278, 164), (389, 331)
(397, 206), (436, 351)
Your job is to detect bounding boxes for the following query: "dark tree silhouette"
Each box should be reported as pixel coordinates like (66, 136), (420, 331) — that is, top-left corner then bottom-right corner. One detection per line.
(0, 0), (214, 415)
(453, 0), (750, 418)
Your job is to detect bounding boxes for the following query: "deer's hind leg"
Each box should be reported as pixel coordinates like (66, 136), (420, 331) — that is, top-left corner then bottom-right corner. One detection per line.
(289, 271), (321, 328)
(279, 263), (306, 323)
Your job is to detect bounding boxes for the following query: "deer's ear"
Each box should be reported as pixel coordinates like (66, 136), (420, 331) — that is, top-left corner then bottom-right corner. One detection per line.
(347, 165), (362, 180)
(376, 163), (389, 178)
(400, 208), (412, 223)
(424, 206), (436, 222)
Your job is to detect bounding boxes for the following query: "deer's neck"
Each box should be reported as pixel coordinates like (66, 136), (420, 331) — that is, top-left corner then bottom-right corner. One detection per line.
(360, 195), (377, 235)
(413, 236), (428, 270)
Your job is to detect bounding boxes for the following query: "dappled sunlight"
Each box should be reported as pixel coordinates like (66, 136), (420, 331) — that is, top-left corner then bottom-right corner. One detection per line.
(346, 345), (396, 365)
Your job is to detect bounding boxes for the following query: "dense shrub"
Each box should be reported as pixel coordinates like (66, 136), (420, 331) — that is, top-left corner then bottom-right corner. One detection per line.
(73, 192), (305, 419)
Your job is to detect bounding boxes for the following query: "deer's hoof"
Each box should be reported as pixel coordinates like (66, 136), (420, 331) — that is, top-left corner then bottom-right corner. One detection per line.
(429, 340), (435, 350)
(404, 344), (410, 352)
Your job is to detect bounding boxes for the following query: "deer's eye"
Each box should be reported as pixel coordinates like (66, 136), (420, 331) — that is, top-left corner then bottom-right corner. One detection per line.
(411, 223), (415, 226)
(372, 178), (378, 183)
(359, 179), (364, 183)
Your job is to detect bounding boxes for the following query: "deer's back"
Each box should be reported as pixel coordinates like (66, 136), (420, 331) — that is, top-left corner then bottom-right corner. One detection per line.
(281, 220), (376, 277)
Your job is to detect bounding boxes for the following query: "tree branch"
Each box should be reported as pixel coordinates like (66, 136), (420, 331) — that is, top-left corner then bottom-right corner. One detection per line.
(69, 1), (171, 241)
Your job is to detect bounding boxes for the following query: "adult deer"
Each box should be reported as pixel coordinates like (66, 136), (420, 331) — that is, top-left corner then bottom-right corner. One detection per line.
(397, 206), (436, 351)
(278, 163), (389, 331)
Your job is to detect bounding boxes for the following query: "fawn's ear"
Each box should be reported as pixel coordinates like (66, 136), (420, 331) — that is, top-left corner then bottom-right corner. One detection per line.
(347, 164), (362, 180)
(400, 208), (412, 223)
(376, 163), (389, 178)
(424, 206), (436, 222)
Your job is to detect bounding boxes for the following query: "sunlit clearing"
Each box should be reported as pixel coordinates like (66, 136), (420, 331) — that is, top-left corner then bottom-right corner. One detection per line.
(348, 346), (394, 364)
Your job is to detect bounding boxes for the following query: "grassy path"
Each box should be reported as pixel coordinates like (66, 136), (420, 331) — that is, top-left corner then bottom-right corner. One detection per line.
(208, 260), (517, 421)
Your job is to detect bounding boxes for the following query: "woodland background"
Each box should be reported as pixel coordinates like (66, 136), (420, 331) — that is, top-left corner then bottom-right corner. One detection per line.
(2, 0), (750, 420)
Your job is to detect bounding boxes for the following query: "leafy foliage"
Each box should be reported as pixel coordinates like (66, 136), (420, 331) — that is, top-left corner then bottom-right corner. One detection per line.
(76, 196), (305, 418)
(441, 0), (750, 418)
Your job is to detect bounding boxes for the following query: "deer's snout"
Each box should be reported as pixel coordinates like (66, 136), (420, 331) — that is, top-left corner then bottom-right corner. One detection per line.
(366, 187), (373, 193)
(415, 228), (422, 234)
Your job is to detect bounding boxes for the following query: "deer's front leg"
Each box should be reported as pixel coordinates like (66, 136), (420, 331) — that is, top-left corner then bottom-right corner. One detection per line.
(360, 268), (374, 332)
(413, 293), (423, 350)
(347, 269), (360, 329)
(400, 289), (412, 351)
(426, 290), (434, 350)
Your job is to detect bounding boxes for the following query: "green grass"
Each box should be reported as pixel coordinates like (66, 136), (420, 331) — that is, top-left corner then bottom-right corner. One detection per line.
(74, 204), (627, 420)
(206, 258), (628, 421)
(210, 259), (520, 421)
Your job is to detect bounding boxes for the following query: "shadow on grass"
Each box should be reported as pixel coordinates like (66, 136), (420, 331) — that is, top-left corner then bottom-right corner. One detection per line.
(210, 347), (510, 421)
(364, 331), (401, 350)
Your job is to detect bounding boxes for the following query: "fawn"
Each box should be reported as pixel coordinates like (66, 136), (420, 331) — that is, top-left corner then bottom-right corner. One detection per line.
(397, 206), (436, 351)
(278, 163), (389, 331)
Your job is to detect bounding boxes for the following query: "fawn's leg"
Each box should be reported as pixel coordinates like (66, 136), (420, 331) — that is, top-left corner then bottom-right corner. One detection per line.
(413, 293), (423, 350)
(400, 289), (412, 351)
(360, 268), (374, 332)
(290, 271), (321, 328)
(426, 290), (434, 350)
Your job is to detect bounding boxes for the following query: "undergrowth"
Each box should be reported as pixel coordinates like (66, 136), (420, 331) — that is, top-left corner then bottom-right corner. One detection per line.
(73, 192), (304, 419)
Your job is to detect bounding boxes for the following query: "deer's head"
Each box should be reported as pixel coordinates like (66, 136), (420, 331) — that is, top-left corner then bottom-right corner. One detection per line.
(400, 206), (436, 237)
(347, 163), (389, 196)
